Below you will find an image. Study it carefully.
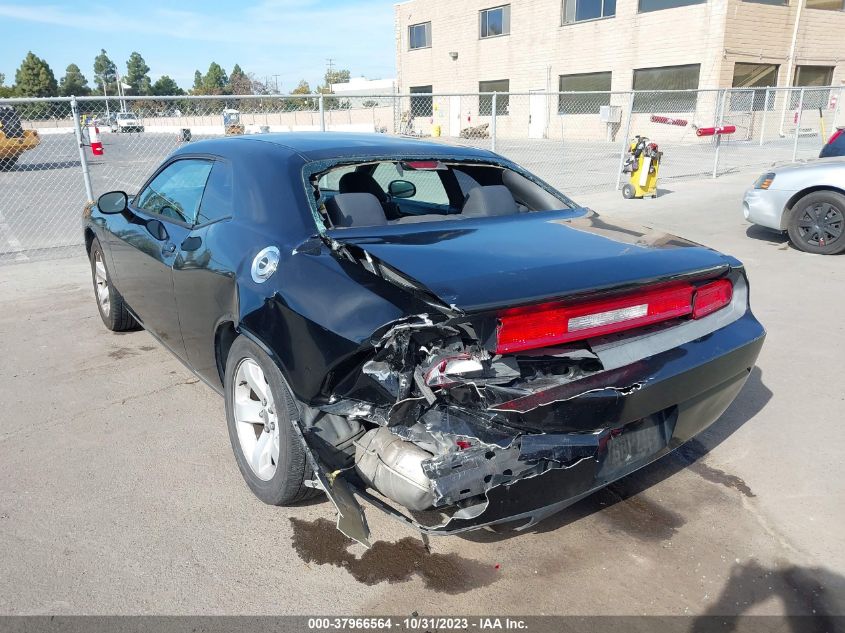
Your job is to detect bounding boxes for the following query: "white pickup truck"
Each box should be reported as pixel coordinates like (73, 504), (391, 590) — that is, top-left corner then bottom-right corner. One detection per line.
(111, 112), (144, 133)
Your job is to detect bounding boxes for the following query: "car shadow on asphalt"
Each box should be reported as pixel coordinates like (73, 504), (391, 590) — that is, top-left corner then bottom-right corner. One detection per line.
(8, 160), (82, 172)
(459, 366), (773, 543)
(745, 224), (790, 246)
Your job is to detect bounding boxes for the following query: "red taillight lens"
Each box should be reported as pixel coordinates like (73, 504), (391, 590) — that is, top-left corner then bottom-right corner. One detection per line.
(828, 128), (844, 145)
(496, 283), (694, 354)
(692, 279), (733, 319)
(496, 279), (734, 354)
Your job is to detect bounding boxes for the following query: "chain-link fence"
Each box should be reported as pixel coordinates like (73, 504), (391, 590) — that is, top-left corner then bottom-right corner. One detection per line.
(1, 87), (842, 263)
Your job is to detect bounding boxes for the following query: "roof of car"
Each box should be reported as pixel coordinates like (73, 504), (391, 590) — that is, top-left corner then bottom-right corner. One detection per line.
(174, 132), (499, 162)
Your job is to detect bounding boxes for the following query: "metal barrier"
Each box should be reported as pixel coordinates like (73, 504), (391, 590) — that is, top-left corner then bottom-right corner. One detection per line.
(1, 87), (842, 262)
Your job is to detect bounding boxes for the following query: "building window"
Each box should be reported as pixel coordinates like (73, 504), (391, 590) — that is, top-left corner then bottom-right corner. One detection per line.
(791, 65), (835, 108)
(408, 22), (431, 50)
(730, 63), (778, 111)
(632, 64), (700, 112)
(558, 72), (612, 113)
(806, 0), (845, 9)
(562, 0), (616, 22)
(410, 85), (433, 117)
(639, 0), (704, 13)
(480, 5), (511, 38)
(479, 79), (509, 116)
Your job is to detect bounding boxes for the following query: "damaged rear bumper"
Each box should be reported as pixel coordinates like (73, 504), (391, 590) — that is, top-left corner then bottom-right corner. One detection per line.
(346, 309), (765, 536)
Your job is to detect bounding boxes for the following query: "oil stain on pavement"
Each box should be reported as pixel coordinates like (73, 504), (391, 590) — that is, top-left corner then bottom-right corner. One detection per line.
(677, 440), (756, 498)
(290, 517), (498, 594)
(597, 484), (686, 541)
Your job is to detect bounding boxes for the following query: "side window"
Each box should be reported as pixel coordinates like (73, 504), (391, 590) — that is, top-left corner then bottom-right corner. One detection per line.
(197, 161), (233, 225)
(135, 159), (213, 225)
(372, 163), (449, 205)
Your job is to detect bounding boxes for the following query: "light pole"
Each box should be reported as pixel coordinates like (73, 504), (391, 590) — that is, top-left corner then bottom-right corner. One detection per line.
(779, 0), (804, 137)
(100, 74), (111, 120)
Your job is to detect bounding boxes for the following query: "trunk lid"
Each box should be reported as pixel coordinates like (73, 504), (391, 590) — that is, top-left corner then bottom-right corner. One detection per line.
(327, 209), (733, 313)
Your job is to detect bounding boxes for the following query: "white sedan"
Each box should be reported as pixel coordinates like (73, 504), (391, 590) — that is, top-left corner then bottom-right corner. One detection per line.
(743, 158), (845, 254)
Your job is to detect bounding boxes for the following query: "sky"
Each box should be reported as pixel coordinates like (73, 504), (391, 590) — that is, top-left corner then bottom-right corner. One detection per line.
(0, 0), (398, 92)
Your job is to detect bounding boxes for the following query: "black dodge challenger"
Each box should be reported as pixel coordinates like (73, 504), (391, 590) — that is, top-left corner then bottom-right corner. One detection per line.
(84, 132), (765, 546)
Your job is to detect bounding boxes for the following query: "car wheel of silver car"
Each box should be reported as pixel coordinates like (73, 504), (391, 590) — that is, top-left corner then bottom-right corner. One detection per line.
(224, 336), (316, 505)
(787, 191), (845, 255)
(88, 237), (139, 332)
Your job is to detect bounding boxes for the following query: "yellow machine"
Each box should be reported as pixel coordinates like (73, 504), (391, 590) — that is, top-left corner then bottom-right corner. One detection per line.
(622, 136), (662, 199)
(223, 109), (245, 135)
(0, 106), (40, 170)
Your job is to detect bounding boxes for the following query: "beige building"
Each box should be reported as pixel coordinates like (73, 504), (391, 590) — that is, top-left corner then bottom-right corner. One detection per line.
(395, 0), (845, 94)
(394, 0), (845, 141)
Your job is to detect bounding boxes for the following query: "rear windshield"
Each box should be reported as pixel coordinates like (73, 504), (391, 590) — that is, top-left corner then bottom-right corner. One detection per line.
(310, 159), (572, 229)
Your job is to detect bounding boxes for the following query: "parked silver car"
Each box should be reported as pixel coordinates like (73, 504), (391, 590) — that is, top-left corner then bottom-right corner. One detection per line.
(743, 158), (845, 254)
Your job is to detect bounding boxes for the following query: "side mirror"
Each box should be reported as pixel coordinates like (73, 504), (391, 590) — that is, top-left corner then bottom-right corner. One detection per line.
(388, 179), (416, 199)
(97, 191), (128, 214)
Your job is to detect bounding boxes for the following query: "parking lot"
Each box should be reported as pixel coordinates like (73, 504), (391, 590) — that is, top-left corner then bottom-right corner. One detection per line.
(0, 127), (827, 263)
(1, 167), (843, 617)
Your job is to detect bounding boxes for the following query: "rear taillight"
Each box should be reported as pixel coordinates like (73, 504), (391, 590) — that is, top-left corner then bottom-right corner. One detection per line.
(828, 128), (844, 146)
(496, 279), (734, 354)
(692, 279), (733, 319)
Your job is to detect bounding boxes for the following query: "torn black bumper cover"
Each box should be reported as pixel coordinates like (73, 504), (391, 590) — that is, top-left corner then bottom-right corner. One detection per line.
(298, 274), (765, 544)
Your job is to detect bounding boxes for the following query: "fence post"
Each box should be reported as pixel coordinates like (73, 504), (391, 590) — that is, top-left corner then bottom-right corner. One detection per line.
(319, 94), (326, 132)
(712, 89), (728, 179)
(793, 88), (805, 162)
(70, 96), (95, 203)
(759, 87), (770, 147)
(615, 92), (635, 191)
(491, 93), (498, 153)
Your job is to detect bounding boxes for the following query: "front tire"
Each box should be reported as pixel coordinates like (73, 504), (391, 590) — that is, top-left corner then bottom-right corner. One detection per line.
(224, 336), (315, 505)
(787, 191), (845, 254)
(89, 237), (139, 331)
(622, 183), (636, 199)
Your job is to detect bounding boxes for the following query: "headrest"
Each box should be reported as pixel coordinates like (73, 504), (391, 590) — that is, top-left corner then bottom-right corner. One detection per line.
(461, 185), (518, 217)
(339, 171), (388, 202)
(325, 193), (387, 228)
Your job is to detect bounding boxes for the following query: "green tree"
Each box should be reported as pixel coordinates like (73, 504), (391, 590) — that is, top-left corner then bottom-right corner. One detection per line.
(125, 52), (151, 95)
(58, 63), (91, 96)
(202, 62), (229, 94)
(93, 49), (117, 95)
(319, 67), (350, 110)
(151, 75), (184, 96)
(289, 79), (315, 110)
(0, 73), (11, 98)
(323, 68), (350, 92)
(291, 79), (311, 95)
(14, 52), (58, 97)
(192, 70), (203, 92)
(229, 63), (252, 95)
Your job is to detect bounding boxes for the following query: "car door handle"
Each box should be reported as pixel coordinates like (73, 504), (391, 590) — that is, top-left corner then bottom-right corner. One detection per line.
(162, 242), (176, 255)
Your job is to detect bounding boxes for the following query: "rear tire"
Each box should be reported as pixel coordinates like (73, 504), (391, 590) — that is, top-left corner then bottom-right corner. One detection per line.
(787, 191), (845, 255)
(89, 237), (139, 332)
(622, 183), (636, 199)
(224, 336), (316, 505)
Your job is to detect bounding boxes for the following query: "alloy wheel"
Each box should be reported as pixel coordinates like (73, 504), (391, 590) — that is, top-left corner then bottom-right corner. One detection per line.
(233, 358), (280, 481)
(93, 250), (110, 316)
